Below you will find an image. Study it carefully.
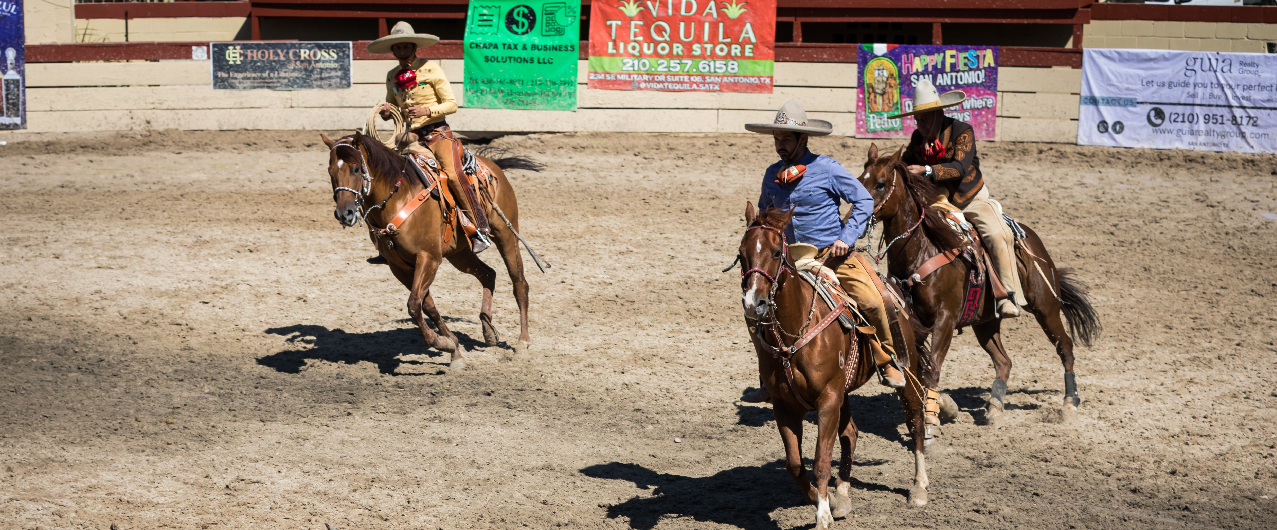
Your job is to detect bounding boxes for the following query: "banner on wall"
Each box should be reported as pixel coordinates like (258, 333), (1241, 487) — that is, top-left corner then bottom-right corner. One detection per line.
(1078, 48), (1276, 154)
(0, 0), (25, 130)
(586, 0), (775, 93)
(463, 0), (580, 111)
(856, 44), (998, 140)
(211, 42), (352, 90)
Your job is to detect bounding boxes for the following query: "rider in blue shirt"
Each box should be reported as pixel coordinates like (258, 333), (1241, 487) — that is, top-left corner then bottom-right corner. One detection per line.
(741, 101), (905, 404)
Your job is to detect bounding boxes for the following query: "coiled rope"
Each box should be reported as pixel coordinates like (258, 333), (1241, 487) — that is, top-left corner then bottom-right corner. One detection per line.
(363, 103), (405, 150)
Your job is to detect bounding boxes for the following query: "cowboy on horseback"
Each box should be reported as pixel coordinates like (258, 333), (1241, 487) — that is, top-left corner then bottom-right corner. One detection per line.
(893, 79), (1026, 317)
(740, 101), (906, 404)
(369, 21), (493, 253)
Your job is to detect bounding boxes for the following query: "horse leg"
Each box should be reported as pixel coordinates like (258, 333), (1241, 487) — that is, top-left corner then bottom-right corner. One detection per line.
(420, 291), (458, 351)
(897, 383), (930, 506)
(445, 251), (499, 347)
(774, 402), (817, 505)
(406, 252), (463, 369)
(812, 394), (842, 529)
(1032, 308), (1080, 412)
(972, 320), (1011, 426)
(922, 318), (958, 441)
(831, 398), (856, 518)
(493, 226), (531, 358)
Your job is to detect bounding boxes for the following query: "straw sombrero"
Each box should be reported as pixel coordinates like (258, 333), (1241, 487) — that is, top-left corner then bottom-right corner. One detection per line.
(745, 101), (833, 136)
(888, 78), (965, 119)
(367, 21), (440, 54)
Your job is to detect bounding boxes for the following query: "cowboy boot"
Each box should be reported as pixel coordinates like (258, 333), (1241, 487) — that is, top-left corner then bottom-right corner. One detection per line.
(998, 296), (1021, 318)
(868, 338), (905, 388)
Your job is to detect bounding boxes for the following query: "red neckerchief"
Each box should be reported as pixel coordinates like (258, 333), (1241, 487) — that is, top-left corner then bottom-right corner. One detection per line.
(774, 164), (807, 185)
(395, 67), (418, 90)
(922, 138), (946, 165)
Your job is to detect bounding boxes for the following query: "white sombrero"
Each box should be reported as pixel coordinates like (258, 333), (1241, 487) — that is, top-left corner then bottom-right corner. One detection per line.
(367, 21), (440, 54)
(888, 78), (965, 119)
(745, 101), (833, 136)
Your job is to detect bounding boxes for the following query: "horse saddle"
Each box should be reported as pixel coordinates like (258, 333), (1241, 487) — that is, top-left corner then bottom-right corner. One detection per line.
(789, 244), (872, 336)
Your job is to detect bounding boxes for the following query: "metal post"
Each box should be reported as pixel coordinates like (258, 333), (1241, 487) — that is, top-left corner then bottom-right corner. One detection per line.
(932, 22), (941, 45)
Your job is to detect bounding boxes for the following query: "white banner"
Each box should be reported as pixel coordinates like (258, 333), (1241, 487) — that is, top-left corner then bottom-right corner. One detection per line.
(1078, 48), (1276, 154)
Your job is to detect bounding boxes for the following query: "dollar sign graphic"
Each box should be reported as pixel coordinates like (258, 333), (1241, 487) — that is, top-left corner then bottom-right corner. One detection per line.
(513, 7), (530, 34)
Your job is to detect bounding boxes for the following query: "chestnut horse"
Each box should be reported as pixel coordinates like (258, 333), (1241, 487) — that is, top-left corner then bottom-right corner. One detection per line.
(321, 131), (541, 370)
(736, 204), (931, 522)
(859, 144), (1100, 433)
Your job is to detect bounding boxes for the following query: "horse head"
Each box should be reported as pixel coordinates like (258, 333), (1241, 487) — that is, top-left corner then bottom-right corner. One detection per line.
(738, 203), (793, 321)
(860, 142), (909, 220)
(321, 131), (372, 227)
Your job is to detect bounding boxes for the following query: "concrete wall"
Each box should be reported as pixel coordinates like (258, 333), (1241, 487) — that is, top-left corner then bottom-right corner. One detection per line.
(24, 0), (75, 44)
(74, 18), (249, 43)
(13, 60), (1081, 142)
(1084, 20), (1276, 53)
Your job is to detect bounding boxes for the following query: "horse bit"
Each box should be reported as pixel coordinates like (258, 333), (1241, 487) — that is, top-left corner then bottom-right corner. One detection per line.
(330, 139), (397, 227)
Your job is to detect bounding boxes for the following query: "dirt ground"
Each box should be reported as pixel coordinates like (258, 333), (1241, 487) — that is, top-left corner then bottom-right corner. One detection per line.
(1, 129), (1275, 530)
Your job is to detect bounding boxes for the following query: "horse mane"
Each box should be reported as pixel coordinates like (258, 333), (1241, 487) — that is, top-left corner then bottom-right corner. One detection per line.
(755, 207), (791, 229)
(883, 156), (966, 252)
(352, 133), (405, 177)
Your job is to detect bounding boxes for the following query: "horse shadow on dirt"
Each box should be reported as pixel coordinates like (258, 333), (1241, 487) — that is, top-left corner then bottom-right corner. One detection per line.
(582, 460), (905, 530)
(735, 390), (912, 449)
(258, 321), (492, 375)
(946, 386), (1048, 412)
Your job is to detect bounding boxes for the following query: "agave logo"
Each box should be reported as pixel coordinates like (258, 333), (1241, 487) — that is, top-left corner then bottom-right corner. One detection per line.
(1147, 107), (1165, 128)
(505, 5), (537, 35)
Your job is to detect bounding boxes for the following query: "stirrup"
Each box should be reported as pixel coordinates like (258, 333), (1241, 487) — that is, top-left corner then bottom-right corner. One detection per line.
(877, 362), (906, 388)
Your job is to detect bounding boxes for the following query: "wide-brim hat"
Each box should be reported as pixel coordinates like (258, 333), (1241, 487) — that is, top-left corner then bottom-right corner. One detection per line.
(746, 101), (833, 136)
(367, 21), (440, 54)
(889, 78), (965, 119)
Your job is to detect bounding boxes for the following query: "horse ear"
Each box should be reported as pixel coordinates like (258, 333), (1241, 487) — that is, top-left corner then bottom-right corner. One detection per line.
(352, 130), (363, 145)
(867, 142), (879, 164)
(745, 202), (757, 224)
(320, 134), (336, 149)
(780, 207), (795, 227)
(890, 145), (904, 164)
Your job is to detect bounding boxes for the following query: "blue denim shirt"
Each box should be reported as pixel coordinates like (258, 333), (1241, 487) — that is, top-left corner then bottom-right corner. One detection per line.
(757, 151), (874, 249)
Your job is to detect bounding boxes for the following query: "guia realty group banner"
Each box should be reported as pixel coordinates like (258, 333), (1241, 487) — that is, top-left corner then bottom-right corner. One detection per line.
(587, 0), (775, 93)
(1078, 48), (1276, 154)
(856, 44), (999, 141)
(464, 0), (580, 111)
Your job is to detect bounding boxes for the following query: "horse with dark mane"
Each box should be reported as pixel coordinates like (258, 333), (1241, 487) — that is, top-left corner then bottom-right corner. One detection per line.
(736, 204), (932, 522)
(859, 144), (1101, 433)
(321, 131), (543, 369)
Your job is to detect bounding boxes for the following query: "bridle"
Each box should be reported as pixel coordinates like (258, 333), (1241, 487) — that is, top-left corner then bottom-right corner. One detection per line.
(330, 137), (398, 227)
(863, 162), (926, 262)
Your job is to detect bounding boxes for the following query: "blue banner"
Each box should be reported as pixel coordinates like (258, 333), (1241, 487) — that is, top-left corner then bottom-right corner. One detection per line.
(0, 0), (23, 129)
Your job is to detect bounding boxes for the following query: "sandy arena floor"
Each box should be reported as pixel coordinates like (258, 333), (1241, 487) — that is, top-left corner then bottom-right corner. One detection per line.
(0, 130), (1275, 529)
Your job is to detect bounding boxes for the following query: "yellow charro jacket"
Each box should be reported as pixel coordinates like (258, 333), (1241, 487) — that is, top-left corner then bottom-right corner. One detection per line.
(385, 58), (458, 130)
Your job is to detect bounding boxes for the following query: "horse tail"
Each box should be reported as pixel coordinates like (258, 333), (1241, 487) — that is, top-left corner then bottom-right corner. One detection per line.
(469, 145), (546, 172)
(1056, 268), (1101, 348)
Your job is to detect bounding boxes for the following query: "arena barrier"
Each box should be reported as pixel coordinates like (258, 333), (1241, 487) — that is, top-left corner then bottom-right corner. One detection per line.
(17, 59), (1080, 142)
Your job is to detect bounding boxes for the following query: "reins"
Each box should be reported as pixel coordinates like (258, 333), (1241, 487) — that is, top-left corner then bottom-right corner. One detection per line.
(330, 137), (406, 228)
(864, 163), (926, 262)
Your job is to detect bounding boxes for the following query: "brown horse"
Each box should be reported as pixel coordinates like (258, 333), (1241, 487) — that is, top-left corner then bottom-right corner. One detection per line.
(858, 144), (1101, 433)
(736, 204), (931, 521)
(321, 131), (541, 369)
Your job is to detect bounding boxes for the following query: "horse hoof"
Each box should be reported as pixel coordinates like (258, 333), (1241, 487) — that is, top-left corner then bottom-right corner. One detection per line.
(938, 393), (960, 420)
(434, 336), (458, 353)
(449, 350), (467, 372)
(513, 340), (531, 361)
(830, 491), (852, 518)
(481, 319), (500, 347)
(816, 510), (833, 530)
(908, 485), (928, 507)
(984, 401), (1004, 427)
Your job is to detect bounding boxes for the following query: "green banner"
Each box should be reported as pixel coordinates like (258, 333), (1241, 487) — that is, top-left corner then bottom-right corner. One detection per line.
(463, 1), (579, 111)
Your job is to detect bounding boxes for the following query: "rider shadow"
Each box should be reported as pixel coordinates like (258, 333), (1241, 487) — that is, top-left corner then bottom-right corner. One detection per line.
(259, 324), (474, 375)
(583, 460), (907, 529)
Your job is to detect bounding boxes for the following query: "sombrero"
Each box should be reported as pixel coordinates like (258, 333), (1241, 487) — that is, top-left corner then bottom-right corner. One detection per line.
(888, 78), (965, 119)
(367, 21), (440, 54)
(745, 101), (833, 136)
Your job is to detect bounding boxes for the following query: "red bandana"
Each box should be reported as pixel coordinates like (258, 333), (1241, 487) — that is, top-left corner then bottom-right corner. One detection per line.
(922, 139), (946, 165)
(395, 68), (418, 90)
(774, 164), (807, 185)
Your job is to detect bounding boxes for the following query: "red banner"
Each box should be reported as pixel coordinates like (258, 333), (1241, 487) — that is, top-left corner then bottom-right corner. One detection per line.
(587, 0), (775, 93)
